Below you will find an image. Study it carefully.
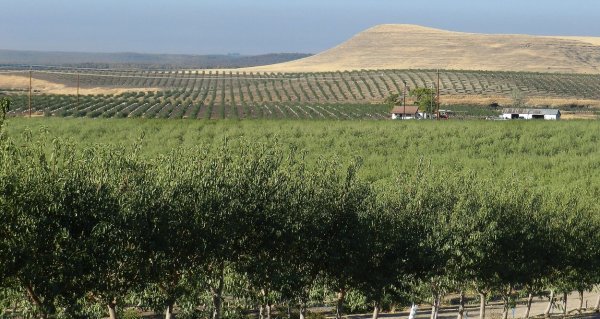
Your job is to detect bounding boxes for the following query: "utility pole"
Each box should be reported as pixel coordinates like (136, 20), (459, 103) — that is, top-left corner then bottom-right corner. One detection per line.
(403, 80), (407, 120)
(77, 73), (80, 109)
(436, 69), (441, 120)
(28, 68), (32, 117)
(430, 82), (434, 120)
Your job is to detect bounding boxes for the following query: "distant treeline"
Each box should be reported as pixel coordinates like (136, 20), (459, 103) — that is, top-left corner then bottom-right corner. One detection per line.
(0, 50), (312, 70)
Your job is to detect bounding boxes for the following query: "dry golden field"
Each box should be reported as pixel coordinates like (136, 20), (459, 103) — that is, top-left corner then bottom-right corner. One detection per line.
(248, 24), (600, 73)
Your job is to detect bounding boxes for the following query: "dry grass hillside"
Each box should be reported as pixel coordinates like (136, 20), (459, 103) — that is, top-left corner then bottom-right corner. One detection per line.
(248, 24), (600, 73)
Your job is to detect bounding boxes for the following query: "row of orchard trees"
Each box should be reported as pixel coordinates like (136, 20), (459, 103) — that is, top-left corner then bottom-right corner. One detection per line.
(1, 113), (599, 318)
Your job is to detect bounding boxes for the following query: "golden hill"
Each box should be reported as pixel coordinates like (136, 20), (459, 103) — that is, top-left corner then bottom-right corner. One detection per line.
(247, 24), (600, 73)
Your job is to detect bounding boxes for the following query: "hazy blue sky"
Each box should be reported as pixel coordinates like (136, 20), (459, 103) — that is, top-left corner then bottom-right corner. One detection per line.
(1, 0), (599, 55)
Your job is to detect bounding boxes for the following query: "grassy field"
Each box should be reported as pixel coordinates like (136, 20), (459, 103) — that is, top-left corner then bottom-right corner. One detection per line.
(5, 117), (600, 192)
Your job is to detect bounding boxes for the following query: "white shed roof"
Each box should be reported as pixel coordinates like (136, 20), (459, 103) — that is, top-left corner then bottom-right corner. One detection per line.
(502, 108), (560, 115)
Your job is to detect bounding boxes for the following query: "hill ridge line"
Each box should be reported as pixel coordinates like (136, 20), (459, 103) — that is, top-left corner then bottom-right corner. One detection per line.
(246, 24), (600, 74)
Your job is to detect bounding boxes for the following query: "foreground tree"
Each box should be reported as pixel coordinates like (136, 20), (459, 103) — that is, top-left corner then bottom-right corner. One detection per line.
(0, 140), (118, 318)
(232, 147), (292, 319)
(353, 180), (423, 319)
(544, 190), (599, 316)
(464, 179), (550, 319)
(138, 150), (215, 319)
(321, 161), (373, 319)
(0, 97), (9, 128)
(402, 167), (457, 319)
(86, 145), (154, 319)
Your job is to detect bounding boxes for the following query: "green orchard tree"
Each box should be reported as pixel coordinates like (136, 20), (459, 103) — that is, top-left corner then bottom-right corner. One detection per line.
(352, 180), (420, 319)
(0, 140), (119, 318)
(318, 160), (372, 319)
(409, 88), (436, 117)
(195, 148), (241, 319)
(141, 150), (212, 319)
(230, 146), (291, 319)
(280, 156), (355, 319)
(85, 145), (154, 319)
(436, 173), (486, 319)
(544, 189), (599, 316)
(0, 97), (9, 129)
(384, 93), (401, 109)
(398, 166), (458, 319)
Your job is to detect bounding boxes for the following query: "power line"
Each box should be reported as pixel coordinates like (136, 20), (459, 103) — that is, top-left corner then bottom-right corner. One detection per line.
(0, 64), (181, 72)
(2, 69), (384, 82)
(0, 70), (29, 74)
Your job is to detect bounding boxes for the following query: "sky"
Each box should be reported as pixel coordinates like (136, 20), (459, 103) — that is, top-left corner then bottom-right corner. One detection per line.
(1, 0), (599, 55)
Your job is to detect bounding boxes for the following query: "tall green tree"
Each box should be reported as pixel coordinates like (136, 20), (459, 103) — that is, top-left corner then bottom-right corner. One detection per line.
(231, 146), (291, 319)
(0, 97), (9, 128)
(384, 93), (401, 108)
(137, 150), (213, 319)
(543, 190), (599, 316)
(85, 145), (153, 319)
(0, 140), (118, 318)
(352, 180), (422, 319)
(409, 88), (436, 116)
(314, 159), (371, 319)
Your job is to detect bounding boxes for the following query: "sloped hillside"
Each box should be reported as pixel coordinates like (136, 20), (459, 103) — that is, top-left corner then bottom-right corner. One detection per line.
(248, 24), (600, 73)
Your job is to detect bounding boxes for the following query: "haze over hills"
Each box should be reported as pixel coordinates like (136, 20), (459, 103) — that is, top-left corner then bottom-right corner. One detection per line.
(0, 50), (311, 70)
(248, 24), (600, 73)
(2, 24), (600, 111)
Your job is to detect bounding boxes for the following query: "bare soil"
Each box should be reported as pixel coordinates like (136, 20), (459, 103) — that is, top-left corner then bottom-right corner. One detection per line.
(0, 74), (158, 95)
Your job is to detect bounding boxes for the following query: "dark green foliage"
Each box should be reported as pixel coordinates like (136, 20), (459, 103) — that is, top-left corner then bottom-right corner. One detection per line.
(409, 87), (436, 114)
(0, 118), (598, 319)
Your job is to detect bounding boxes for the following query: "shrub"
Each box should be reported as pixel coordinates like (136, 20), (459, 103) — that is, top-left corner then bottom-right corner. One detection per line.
(122, 308), (142, 319)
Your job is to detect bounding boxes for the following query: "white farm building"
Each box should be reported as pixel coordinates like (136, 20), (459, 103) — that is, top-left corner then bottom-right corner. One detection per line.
(501, 108), (561, 120)
(391, 106), (420, 119)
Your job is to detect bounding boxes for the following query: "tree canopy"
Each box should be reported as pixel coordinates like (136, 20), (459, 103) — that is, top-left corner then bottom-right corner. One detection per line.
(0, 115), (598, 319)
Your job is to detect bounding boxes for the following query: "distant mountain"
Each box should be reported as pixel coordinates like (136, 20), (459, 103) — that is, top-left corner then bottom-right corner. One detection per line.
(248, 24), (600, 73)
(0, 50), (312, 70)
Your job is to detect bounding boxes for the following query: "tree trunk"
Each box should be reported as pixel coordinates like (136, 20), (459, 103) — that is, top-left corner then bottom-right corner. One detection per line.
(266, 302), (272, 319)
(165, 302), (174, 319)
(525, 294), (534, 319)
(479, 292), (487, 319)
(544, 290), (554, 318)
(287, 302), (292, 319)
(431, 293), (441, 319)
(430, 293), (436, 319)
(595, 293), (600, 312)
(299, 301), (307, 319)
(502, 294), (509, 319)
(578, 290), (584, 313)
(336, 288), (346, 319)
(563, 292), (567, 316)
(409, 303), (418, 319)
(108, 302), (118, 319)
(502, 285), (513, 319)
(372, 301), (381, 319)
(212, 264), (225, 319)
(25, 284), (47, 319)
(260, 288), (269, 319)
(457, 291), (465, 319)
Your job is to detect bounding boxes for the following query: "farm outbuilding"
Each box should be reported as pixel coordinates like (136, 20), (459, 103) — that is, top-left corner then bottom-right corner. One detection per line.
(391, 106), (420, 119)
(501, 108), (561, 120)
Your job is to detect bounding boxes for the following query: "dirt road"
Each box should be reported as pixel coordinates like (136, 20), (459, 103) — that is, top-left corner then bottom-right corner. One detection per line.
(344, 291), (599, 319)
